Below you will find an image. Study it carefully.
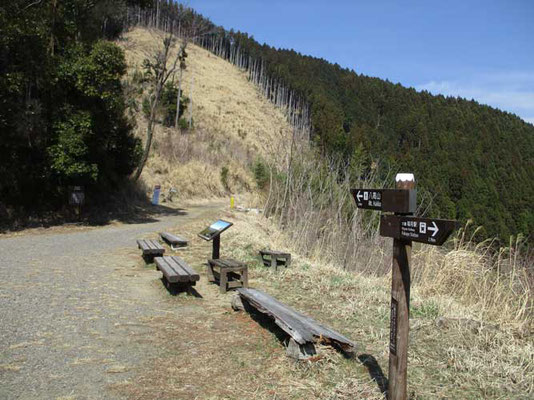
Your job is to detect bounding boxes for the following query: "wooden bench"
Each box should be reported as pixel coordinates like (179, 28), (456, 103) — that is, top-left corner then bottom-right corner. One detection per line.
(259, 249), (291, 271)
(137, 239), (165, 261)
(160, 232), (188, 250)
(232, 288), (357, 360)
(207, 258), (248, 294)
(155, 256), (200, 290)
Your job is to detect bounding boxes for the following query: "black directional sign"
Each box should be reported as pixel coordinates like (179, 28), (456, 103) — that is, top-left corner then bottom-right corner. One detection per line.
(351, 189), (417, 214)
(380, 214), (456, 245)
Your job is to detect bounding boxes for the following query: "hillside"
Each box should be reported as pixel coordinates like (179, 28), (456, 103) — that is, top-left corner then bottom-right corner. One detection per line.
(202, 29), (534, 243)
(118, 27), (295, 199)
(125, 1), (534, 243)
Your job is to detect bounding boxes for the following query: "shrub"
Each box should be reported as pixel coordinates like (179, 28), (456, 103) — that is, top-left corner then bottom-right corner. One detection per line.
(253, 158), (269, 189)
(221, 166), (229, 191)
(142, 96), (151, 118)
(177, 118), (189, 130)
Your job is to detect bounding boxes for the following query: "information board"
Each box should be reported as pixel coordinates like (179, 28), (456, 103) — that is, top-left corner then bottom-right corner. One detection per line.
(198, 219), (233, 241)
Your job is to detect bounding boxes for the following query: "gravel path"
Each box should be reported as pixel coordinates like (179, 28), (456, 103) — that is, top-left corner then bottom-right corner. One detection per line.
(0, 203), (223, 400)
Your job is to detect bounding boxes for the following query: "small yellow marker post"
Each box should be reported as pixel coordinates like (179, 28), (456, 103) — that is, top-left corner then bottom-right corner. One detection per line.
(230, 196), (235, 209)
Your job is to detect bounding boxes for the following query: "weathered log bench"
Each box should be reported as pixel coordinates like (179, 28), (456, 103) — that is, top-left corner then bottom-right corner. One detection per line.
(160, 232), (188, 250)
(259, 249), (292, 271)
(137, 239), (165, 262)
(155, 256), (200, 291)
(232, 288), (357, 359)
(207, 258), (248, 294)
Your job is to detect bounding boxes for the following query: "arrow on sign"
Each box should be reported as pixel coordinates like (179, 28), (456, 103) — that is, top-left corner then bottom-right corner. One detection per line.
(428, 221), (439, 237)
(356, 191), (363, 202)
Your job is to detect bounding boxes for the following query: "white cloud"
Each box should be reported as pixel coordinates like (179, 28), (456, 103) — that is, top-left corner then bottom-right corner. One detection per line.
(416, 71), (534, 123)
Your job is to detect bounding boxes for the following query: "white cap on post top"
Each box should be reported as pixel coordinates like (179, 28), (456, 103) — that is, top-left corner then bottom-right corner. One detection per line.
(395, 173), (415, 183)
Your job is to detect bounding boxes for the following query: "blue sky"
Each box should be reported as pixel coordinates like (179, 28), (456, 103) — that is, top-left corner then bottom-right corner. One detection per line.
(188, 0), (534, 124)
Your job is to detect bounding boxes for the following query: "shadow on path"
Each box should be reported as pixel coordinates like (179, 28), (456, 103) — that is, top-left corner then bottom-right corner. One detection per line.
(0, 202), (188, 234)
(161, 278), (204, 298)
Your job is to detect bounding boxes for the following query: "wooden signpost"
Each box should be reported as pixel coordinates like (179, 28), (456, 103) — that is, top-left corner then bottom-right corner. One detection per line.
(352, 173), (456, 400)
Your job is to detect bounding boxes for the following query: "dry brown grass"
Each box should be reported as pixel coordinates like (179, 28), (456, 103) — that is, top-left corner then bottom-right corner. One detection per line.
(112, 210), (385, 400)
(413, 229), (533, 327)
(224, 211), (534, 399)
(110, 207), (532, 399)
(116, 27), (294, 200)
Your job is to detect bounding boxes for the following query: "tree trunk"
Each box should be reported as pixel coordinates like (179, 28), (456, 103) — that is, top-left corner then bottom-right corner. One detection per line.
(189, 74), (194, 129)
(132, 82), (163, 181)
(175, 67), (183, 129)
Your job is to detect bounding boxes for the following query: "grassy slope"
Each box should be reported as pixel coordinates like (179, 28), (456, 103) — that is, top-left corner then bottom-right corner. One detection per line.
(118, 27), (294, 199)
(113, 211), (532, 400)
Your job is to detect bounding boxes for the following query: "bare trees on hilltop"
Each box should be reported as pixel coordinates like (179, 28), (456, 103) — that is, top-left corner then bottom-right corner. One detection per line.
(126, 0), (312, 140)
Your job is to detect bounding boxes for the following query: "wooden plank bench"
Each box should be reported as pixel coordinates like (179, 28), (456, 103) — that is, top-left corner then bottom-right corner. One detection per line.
(232, 288), (357, 359)
(160, 232), (188, 250)
(155, 256), (200, 290)
(137, 239), (165, 262)
(207, 258), (248, 294)
(259, 249), (291, 271)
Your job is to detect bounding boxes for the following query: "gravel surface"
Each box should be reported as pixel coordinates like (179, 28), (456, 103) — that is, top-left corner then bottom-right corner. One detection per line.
(0, 203), (223, 400)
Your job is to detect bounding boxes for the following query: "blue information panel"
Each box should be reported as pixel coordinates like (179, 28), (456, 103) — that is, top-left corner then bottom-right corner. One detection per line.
(198, 219), (233, 241)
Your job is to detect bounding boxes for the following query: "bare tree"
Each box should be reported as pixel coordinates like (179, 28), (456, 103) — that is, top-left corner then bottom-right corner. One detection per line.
(174, 17), (213, 130)
(189, 74), (194, 128)
(174, 41), (188, 129)
(132, 32), (180, 181)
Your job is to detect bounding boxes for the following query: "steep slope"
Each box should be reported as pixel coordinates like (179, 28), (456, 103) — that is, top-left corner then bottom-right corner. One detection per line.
(118, 27), (295, 198)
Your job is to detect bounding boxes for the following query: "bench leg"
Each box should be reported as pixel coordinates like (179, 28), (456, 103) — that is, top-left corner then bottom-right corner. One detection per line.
(271, 256), (277, 271)
(220, 269), (228, 294)
(207, 263), (216, 282)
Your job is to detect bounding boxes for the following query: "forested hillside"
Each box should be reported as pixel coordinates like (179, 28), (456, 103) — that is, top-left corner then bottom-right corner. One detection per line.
(0, 0), (149, 213)
(126, 1), (534, 242)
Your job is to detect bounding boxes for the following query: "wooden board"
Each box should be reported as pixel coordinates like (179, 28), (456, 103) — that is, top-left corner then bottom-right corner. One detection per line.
(155, 256), (199, 283)
(209, 258), (246, 269)
(237, 288), (356, 352)
(137, 239), (165, 255)
(260, 249), (291, 257)
(160, 232), (188, 247)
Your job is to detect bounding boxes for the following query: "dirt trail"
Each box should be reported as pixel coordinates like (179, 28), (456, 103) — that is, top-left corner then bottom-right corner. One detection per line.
(0, 202), (226, 400)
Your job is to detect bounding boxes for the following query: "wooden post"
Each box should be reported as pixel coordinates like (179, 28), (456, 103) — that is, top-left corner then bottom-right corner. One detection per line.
(212, 235), (220, 260)
(388, 173), (415, 400)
